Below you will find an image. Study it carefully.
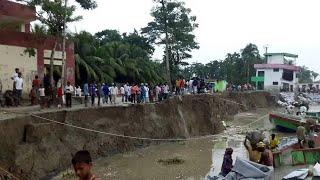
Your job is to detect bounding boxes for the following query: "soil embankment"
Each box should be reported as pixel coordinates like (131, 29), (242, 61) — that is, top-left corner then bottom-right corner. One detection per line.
(0, 92), (274, 179)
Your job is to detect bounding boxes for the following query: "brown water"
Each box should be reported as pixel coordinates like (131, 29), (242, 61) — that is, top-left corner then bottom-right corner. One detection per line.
(54, 108), (309, 180)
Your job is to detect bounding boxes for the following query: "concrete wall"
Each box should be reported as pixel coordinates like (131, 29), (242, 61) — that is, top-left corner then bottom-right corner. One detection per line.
(0, 44), (37, 94)
(267, 55), (284, 64)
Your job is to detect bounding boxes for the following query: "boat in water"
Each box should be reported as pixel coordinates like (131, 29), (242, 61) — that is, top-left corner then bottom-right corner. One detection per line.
(269, 112), (320, 132)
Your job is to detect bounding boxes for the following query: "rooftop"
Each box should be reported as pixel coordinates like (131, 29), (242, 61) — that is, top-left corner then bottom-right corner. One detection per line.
(254, 64), (300, 71)
(264, 53), (298, 58)
(0, 0), (36, 23)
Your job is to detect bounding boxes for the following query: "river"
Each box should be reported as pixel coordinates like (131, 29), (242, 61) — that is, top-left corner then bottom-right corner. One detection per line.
(53, 107), (310, 180)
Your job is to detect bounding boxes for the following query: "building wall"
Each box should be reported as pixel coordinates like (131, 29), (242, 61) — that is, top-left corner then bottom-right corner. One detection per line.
(0, 44), (37, 94)
(256, 68), (298, 91)
(0, 31), (75, 92)
(267, 55), (284, 64)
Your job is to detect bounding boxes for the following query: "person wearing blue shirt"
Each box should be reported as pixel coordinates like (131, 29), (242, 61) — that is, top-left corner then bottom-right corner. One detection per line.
(83, 82), (89, 107)
(102, 83), (109, 104)
(90, 83), (96, 106)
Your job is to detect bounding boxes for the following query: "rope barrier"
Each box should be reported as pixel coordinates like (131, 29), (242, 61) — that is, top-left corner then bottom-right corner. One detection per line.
(218, 97), (247, 107)
(0, 166), (20, 180)
(30, 114), (221, 141)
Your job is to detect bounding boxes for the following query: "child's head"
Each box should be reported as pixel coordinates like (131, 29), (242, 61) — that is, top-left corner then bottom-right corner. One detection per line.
(271, 133), (276, 140)
(72, 150), (93, 180)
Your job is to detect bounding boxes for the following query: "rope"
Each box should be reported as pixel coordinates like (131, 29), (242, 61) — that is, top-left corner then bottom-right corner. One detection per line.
(247, 113), (269, 127)
(218, 97), (247, 107)
(30, 114), (221, 141)
(0, 166), (20, 180)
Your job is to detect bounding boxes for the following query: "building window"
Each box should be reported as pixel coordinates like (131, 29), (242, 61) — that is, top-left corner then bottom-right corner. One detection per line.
(258, 71), (264, 77)
(273, 82), (279, 85)
(273, 68), (279, 72)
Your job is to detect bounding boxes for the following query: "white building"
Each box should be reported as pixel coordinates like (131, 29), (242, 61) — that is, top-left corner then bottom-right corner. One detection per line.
(251, 53), (300, 92)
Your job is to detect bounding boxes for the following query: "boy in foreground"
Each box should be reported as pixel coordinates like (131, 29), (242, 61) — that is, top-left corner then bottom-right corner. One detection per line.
(72, 150), (97, 180)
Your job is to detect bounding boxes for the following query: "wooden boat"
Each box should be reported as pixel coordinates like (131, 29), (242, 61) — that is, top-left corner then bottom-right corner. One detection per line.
(269, 112), (308, 132)
(273, 136), (320, 167)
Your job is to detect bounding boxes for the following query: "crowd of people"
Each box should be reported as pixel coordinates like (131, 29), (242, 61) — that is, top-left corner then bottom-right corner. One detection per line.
(0, 68), (257, 109)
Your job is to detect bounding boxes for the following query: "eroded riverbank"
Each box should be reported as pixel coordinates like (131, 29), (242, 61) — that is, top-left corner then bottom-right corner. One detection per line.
(54, 108), (281, 180)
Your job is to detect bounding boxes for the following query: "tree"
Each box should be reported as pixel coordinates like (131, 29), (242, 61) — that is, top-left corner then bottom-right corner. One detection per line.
(241, 43), (262, 83)
(17, 0), (96, 86)
(311, 71), (319, 82)
(142, 0), (199, 86)
(73, 30), (166, 86)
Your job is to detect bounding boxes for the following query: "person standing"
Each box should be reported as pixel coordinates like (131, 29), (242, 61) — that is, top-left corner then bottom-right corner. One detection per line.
(297, 126), (306, 148)
(124, 83), (129, 102)
(84, 82), (89, 107)
(102, 83), (109, 104)
(163, 83), (169, 99)
(90, 83), (96, 106)
(39, 84), (46, 109)
(109, 83), (118, 104)
(96, 83), (101, 106)
(57, 82), (63, 108)
(65, 81), (74, 108)
(131, 84), (137, 103)
(220, 148), (233, 177)
(120, 85), (125, 102)
(14, 72), (23, 106)
(145, 84), (149, 103)
(11, 68), (19, 90)
(32, 75), (40, 104)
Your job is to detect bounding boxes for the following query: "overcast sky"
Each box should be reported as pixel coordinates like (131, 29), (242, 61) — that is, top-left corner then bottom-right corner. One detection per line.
(70, 0), (320, 73)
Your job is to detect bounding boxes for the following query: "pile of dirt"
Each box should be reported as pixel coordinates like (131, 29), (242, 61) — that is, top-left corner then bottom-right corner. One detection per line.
(0, 92), (274, 179)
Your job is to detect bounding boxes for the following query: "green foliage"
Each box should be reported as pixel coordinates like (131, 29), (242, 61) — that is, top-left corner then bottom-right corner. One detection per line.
(298, 66), (317, 83)
(181, 43), (263, 84)
(73, 30), (166, 85)
(142, 0), (199, 82)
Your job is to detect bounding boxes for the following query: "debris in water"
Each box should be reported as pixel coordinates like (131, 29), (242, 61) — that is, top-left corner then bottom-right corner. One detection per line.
(157, 157), (185, 165)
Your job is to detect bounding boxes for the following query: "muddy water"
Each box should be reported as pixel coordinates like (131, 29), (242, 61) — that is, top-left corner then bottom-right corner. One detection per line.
(54, 108), (306, 180)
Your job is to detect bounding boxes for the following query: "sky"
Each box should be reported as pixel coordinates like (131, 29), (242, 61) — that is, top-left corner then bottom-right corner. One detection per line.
(69, 0), (320, 73)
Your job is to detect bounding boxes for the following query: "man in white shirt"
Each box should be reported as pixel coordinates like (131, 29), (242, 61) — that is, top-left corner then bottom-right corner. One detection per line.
(145, 84), (150, 103)
(109, 83), (118, 104)
(120, 85), (125, 102)
(65, 81), (74, 108)
(12, 68), (19, 90)
(14, 72), (23, 106)
(163, 83), (169, 100)
(124, 83), (129, 102)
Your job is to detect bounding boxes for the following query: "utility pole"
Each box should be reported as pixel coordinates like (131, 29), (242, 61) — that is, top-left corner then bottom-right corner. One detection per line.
(61, 0), (67, 91)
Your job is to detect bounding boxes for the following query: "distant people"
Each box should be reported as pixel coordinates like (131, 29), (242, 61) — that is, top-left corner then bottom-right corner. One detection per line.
(297, 126), (306, 148)
(109, 83), (118, 104)
(120, 85), (125, 102)
(57, 83), (63, 109)
(32, 75), (40, 102)
(72, 150), (96, 180)
(102, 83), (109, 104)
(90, 83), (96, 106)
(244, 137), (262, 163)
(76, 86), (82, 97)
(29, 85), (37, 105)
(96, 83), (101, 106)
(124, 83), (129, 102)
(11, 68), (19, 80)
(65, 81), (74, 108)
(163, 83), (169, 99)
(39, 84), (46, 109)
(145, 84), (149, 103)
(269, 133), (279, 151)
(84, 82), (89, 107)
(220, 148), (233, 177)
(131, 84), (137, 103)
(259, 142), (273, 166)
(155, 84), (161, 101)
(192, 78), (198, 94)
(14, 72), (23, 106)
